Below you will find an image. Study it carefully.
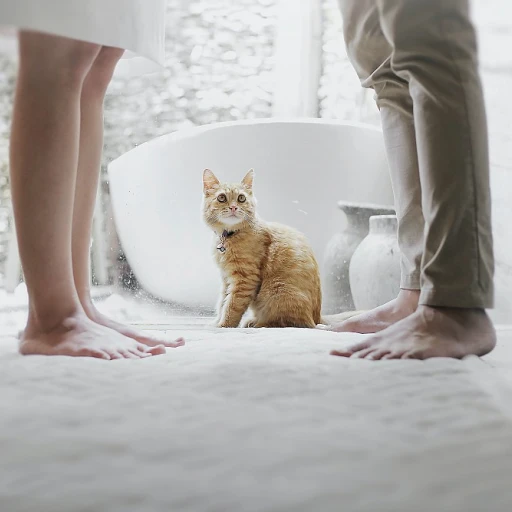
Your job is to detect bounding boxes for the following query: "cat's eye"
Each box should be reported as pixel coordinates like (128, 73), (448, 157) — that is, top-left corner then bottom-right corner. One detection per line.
(238, 194), (246, 203)
(217, 194), (227, 203)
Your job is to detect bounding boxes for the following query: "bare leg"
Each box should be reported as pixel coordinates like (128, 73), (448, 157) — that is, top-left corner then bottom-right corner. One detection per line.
(10, 32), (168, 359)
(72, 46), (183, 348)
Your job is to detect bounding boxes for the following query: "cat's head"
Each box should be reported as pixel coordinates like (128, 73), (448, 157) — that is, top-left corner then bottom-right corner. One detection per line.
(202, 169), (257, 230)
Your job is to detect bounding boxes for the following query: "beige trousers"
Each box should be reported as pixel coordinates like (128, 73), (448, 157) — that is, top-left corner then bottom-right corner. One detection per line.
(339, 0), (494, 308)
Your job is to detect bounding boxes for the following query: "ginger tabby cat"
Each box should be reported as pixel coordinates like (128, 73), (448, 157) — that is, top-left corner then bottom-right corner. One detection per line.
(202, 168), (322, 328)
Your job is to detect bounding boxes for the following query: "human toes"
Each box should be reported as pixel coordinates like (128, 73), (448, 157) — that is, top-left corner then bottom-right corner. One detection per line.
(105, 349), (124, 360)
(106, 347), (144, 360)
(129, 347), (152, 358)
(366, 349), (392, 360)
(136, 333), (184, 348)
(330, 349), (353, 357)
(76, 347), (111, 360)
(118, 349), (142, 360)
(401, 349), (429, 360)
(145, 344), (167, 356)
(380, 351), (404, 360)
(167, 336), (185, 348)
(350, 347), (377, 359)
(330, 340), (371, 357)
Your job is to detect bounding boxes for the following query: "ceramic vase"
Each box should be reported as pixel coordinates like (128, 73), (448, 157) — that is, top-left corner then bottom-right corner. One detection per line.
(349, 214), (401, 310)
(322, 201), (395, 314)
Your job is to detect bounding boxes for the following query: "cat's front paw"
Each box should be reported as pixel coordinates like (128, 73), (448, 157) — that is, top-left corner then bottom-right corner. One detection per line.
(211, 315), (229, 328)
(243, 319), (258, 328)
(216, 321), (238, 328)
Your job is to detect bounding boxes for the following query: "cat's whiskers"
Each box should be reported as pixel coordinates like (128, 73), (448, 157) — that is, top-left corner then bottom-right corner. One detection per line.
(205, 213), (220, 226)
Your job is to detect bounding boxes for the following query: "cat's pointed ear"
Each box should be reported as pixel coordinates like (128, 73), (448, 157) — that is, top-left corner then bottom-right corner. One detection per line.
(241, 169), (254, 190)
(203, 169), (220, 193)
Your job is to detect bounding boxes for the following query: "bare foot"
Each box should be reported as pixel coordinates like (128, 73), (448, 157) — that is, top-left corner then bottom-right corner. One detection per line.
(330, 305), (496, 360)
(325, 289), (420, 333)
(20, 312), (171, 359)
(83, 302), (184, 349)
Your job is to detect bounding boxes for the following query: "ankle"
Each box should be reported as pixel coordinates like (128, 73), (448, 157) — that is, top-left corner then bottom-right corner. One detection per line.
(26, 302), (86, 335)
(395, 289), (420, 312)
(77, 294), (101, 321)
(417, 305), (495, 329)
(418, 305), (487, 315)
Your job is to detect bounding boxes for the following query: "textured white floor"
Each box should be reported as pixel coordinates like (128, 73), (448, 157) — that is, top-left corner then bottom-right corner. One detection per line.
(1, 327), (512, 512)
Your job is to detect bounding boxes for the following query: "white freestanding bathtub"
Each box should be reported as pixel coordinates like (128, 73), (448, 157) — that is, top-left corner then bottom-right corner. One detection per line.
(108, 119), (394, 309)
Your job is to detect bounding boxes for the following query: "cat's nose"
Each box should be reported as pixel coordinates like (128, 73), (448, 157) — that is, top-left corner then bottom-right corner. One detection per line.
(229, 205), (238, 212)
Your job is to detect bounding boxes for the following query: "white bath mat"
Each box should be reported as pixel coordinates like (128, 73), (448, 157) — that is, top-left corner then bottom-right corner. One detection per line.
(1, 328), (512, 512)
